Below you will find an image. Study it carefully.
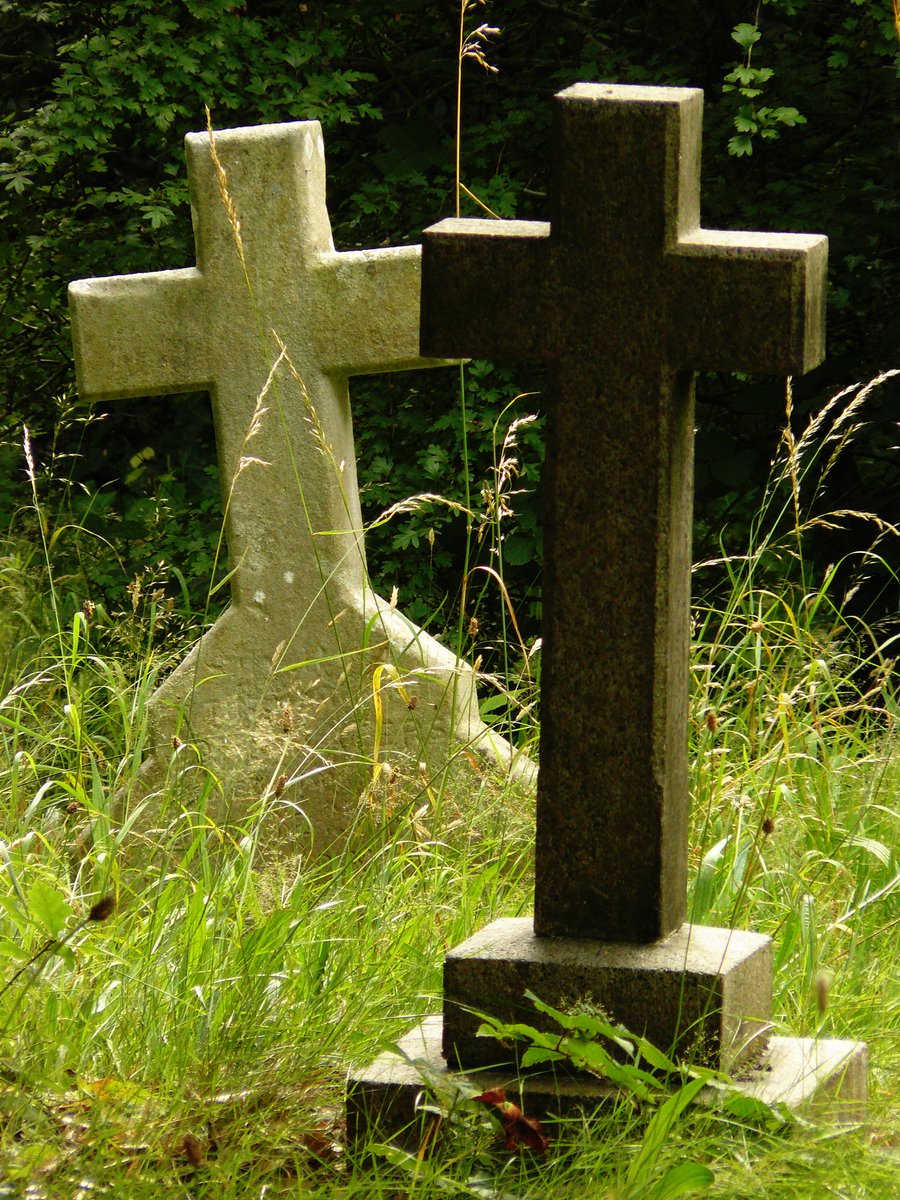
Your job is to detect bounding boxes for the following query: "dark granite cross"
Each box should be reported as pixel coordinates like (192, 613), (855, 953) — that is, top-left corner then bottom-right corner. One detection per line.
(421, 83), (827, 944)
(348, 87), (867, 1132)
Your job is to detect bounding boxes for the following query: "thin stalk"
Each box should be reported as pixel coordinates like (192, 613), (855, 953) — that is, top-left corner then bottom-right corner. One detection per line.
(455, 1), (465, 217)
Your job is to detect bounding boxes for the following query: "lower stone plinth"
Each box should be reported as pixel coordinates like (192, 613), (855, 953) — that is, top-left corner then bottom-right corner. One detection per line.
(346, 1015), (867, 1148)
(443, 918), (772, 1071)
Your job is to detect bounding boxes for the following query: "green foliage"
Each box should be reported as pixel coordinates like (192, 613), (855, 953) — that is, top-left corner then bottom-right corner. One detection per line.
(357, 361), (545, 641)
(0, 0), (380, 426)
(0, 399), (215, 649)
(23, 879), (72, 942)
(0, 472), (897, 1190)
(477, 991), (702, 1097)
(723, 21), (807, 157)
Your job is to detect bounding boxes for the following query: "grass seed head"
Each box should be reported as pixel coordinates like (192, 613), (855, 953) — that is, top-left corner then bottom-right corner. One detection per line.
(88, 895), (116, 923)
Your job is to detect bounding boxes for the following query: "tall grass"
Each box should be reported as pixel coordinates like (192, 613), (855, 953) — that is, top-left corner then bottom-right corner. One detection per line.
(0, 371), (897, 1197)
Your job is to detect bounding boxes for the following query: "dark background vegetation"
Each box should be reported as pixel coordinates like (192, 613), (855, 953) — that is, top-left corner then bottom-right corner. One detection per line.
(1, 0), (898, 652)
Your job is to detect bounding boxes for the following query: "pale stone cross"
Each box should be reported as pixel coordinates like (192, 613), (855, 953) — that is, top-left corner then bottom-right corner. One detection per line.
(70, 121), (429, 622)
(421, 83), (827, 944)
(68, 121), (503, 847)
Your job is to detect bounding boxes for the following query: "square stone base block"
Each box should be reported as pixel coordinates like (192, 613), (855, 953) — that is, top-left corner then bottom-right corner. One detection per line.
(444, 918), (772, 1071)
(346, 1015), (867, 1148)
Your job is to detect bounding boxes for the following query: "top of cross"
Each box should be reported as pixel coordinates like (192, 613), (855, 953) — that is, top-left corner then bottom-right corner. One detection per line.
(423, 83), (825, 378)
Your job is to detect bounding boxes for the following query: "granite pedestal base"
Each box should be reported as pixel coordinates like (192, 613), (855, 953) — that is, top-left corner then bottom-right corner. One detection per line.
(346, 1015), (868, 1148)
(443, 918), (773, 1071)
(348, 916), (867, 1147)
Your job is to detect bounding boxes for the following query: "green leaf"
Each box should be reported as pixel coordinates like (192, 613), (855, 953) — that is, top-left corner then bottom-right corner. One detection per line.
(728, 134), (754, 157)
(646, 1161), (716, 1200)
(731, 23), (762, 50)
(27, 880), (73, 940)
(725, 66), (761, 88)
(629, 1035), (680, 1075)
(769, 107), (806, 127)
(520, 1046), (565, 1067)
(0, 937), (30, 963)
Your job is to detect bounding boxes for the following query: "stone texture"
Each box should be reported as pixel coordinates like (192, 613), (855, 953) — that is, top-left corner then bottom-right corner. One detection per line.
(346, 1016), (868, 1148)
(442, 917), (772, 1071)
(69, 120), (526, 854)
(421, 83), (827, 943)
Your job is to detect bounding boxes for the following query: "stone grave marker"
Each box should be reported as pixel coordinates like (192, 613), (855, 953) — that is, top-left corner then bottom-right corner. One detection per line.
(69, 120), (524, 854)
(349, 83), (866, 1136)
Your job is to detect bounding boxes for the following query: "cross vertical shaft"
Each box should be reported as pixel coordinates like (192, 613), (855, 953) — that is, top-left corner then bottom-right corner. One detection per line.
(534, 357), (695, 941)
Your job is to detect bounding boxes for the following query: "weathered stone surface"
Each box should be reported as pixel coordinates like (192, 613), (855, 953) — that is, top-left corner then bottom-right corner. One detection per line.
(69, 121), (526, 853)
(420, 83), (827, 943)
(442, 917), (772, 1071)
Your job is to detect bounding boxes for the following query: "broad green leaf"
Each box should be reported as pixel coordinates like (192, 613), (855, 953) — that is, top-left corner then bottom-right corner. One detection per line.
(558, 1035), (615, 1075)
(731, 23), (762, 50)
(520, 1046), (565, 1067)
(728, 135), (754, 156)
(475, 1018), (559, 1055)
(770, 107), (806, 127)
(629, 1034), (680, 1074)
(27, 880), (73, 940)
(0, 936), (30, 963)
(725, 66), (761, 86)
(646, 1161), (715, 1200)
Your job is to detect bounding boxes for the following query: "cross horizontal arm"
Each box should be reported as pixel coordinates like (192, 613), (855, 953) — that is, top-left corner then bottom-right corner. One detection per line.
(315, 246), (451, 376)
(420, 218), (552, 361)
(68, 268), (211, 402)
(670, 231), (827, 375)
